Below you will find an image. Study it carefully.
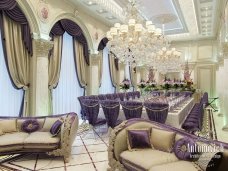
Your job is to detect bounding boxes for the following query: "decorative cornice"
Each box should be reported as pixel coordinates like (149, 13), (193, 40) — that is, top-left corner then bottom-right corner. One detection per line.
(34, 39), (54, 57)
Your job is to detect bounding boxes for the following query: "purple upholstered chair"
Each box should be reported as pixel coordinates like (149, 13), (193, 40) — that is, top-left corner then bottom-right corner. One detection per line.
(105, 94), (114, 100)
(81, 99), (106, 127)
(118, 93), (125, 101)
(112, 93), (119, 100)
(98, 94), (106, 100)
(135, 91), (140, 98)
(100, 100), (121, 128)
(78, 96), (86, 120)
(144, 102), (169, 124)
(121, 101), (143, 120)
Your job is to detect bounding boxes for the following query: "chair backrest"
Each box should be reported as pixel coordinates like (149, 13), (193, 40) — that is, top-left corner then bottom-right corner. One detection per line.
(98, 94), (106, 100)
(81, 99), (100, 125)
(144, 102), (169, 124)
(78, 96), (86, 119)
(118, 93), (125, 101)
(135, 91), (140, 98)
(100, 100), (120, 128)
(121, 101), (143, 120)
(202, 92), (209, 105)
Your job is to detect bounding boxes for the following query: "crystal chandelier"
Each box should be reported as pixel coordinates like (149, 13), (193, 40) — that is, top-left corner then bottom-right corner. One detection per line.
(106, 0), (167, 67)
(155, 47), (182, 74)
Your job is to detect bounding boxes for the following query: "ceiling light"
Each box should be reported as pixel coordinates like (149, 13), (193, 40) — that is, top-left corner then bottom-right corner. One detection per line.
(84, 0), (96, 6)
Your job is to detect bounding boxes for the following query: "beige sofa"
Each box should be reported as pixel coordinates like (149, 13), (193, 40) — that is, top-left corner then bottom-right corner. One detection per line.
(0, 113), (78, 162)
(108, 118), (228, 171)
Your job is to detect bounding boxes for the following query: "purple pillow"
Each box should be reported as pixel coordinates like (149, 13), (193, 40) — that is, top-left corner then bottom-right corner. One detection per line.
(21, 119), (40, 133)
(127, 129), (152, 150)
(50, 120), (63, 136)
(174, 137), (197, 161)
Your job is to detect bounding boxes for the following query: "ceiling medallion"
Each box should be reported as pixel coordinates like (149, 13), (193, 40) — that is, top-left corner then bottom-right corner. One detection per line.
(38, 0), (49, 23)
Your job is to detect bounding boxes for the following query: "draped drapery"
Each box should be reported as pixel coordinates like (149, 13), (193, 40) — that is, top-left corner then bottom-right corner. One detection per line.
(73, 39), (88, 94)
(0, 0), (33, 56)
(98, 50), (103, 87)
(48, 19), (89, 114)
(2, 14), (30, 116)
(109, 53), (119, 89)
(99, 47), (115, 94)
(52, 33), (83, 115)
(50, 19), (89, 65)
(48, 36), (63, 114)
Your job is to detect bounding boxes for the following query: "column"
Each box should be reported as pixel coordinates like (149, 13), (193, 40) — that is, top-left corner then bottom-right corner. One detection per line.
(34, 39), (53, 116)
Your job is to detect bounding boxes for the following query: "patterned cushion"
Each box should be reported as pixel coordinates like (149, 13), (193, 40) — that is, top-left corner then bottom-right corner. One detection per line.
(50, 120), (63, 136)
(21, 119), (40, 133)
(127, 128), (152, 151)
(174, 137), (197, 161)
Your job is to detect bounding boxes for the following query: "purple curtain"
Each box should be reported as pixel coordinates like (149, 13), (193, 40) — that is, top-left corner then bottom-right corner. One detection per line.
(98, 37), (119, 71)
(0, 0), (33, 56)
(98, 37), (108, 51)
(50, 19), (90, 65)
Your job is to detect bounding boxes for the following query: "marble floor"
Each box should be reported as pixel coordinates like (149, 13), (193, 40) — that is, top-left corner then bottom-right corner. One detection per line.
(0, 128), (110, 171)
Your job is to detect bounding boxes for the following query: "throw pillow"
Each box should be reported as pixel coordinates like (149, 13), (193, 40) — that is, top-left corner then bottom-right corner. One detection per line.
(174, 137), (198, 161)
(0, 119), (17, 133)
(50, 120), (63, 136)
(21, 119), (40, 133)
(41, 117), (60, 131)
(196, 152), (223, 171)
(151, 127), (176, 152)
(127, 128), (152, 151)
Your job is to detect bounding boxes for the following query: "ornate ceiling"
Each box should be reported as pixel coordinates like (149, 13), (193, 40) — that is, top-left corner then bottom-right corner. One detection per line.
(70, 0), (223, 41)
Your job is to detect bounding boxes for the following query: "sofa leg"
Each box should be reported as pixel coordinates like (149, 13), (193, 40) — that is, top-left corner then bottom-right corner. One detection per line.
(64, 156), (70, 163)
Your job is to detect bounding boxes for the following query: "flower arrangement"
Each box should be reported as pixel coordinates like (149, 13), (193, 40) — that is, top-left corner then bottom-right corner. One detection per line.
(120, 78), (131, 90)
(162, 77), (173, 90)
(144, 80), (157, 92)
(137, 80), (147, 89)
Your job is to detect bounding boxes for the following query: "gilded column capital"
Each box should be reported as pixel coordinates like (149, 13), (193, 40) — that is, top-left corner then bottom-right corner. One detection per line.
(34, 39), (54, 58)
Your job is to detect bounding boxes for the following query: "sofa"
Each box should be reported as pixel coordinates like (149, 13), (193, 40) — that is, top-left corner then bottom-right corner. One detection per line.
(108, 118), (228, 171)
(0, 112), (78, 162)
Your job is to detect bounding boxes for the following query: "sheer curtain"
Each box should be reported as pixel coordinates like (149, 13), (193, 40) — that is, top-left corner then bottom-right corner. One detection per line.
(52, 33), (84, 115)
(0, 29), (23, 116)
(99, 47), (115, 94)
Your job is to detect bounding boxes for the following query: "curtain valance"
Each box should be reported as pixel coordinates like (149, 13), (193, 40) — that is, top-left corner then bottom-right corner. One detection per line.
(0, 0), (32, 56)
(50, 19), (89, 65)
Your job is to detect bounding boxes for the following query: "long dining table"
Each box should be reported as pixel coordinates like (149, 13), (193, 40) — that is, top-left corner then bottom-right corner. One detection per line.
(98, 97), (195, 128)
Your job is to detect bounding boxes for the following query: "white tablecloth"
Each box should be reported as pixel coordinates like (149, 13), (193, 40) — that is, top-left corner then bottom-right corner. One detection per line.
(98, 98), (195, 128)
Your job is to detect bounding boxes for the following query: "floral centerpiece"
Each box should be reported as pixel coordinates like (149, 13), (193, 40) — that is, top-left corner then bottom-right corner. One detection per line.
(120, 78), (131, 91)
(183, 79), (196, 93)
(137, 80), (147, 89)
(144, 80), (157, 92)
(173, 79), (180, 89)
(162, 77), (173, 90)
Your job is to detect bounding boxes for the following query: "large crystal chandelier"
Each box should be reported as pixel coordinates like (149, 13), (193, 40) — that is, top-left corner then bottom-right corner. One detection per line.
(106, 0), (182, 74)
(155, 47), (182, 74)
(106, 0), (167, 67)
